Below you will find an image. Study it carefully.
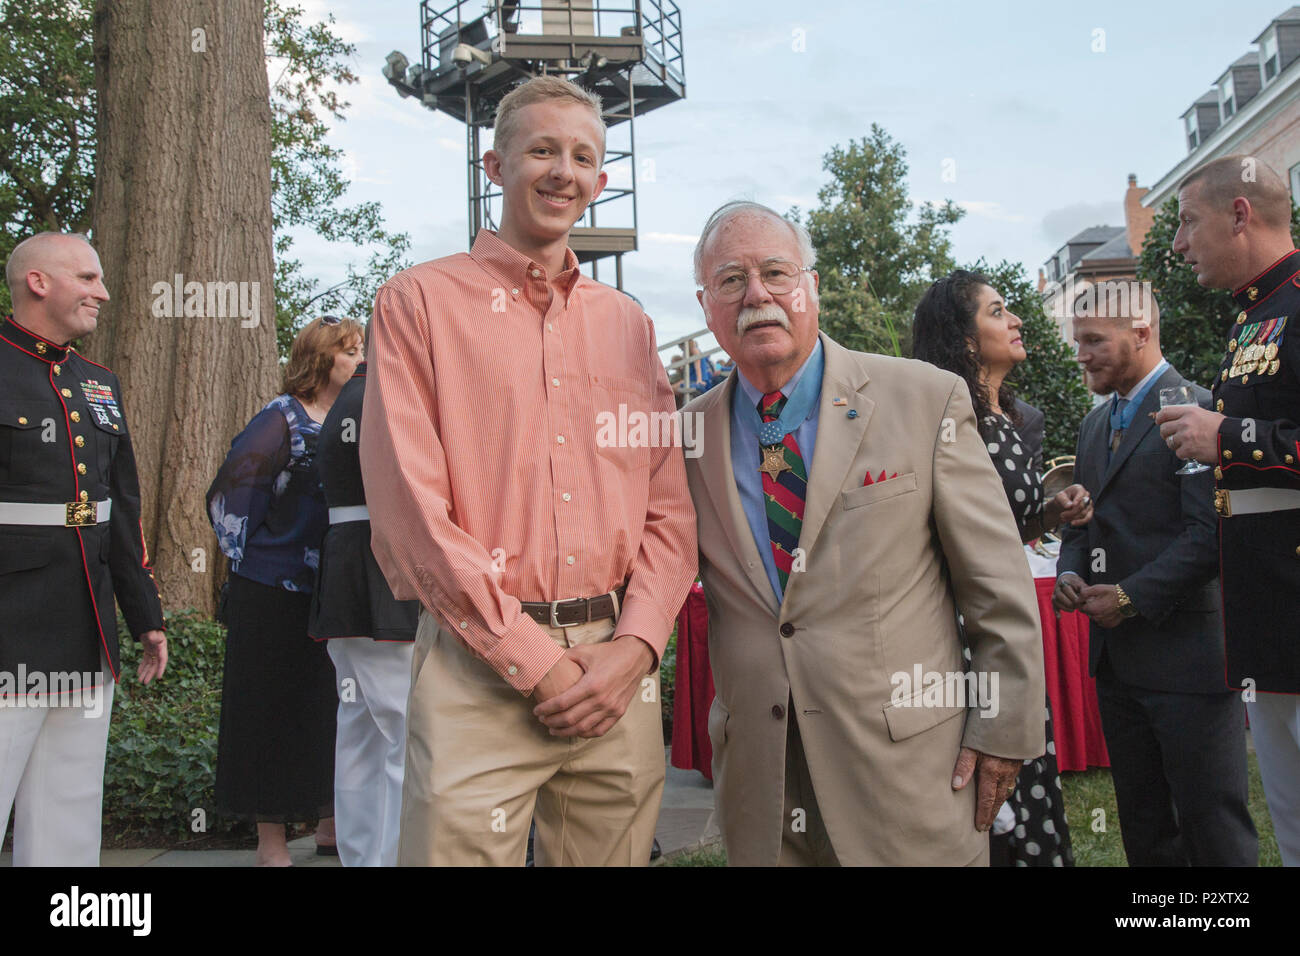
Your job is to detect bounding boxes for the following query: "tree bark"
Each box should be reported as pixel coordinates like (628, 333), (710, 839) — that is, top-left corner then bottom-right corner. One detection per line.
(89, 0), (277, 616)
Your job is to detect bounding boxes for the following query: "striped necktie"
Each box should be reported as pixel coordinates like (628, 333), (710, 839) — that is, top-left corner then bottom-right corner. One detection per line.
(760, 391), (807, 594)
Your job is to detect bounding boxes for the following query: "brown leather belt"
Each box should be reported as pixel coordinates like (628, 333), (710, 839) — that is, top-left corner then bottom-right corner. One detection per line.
(521, 584), (627, 628)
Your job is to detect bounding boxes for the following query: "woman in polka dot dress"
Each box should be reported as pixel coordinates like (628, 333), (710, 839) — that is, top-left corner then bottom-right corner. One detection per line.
(913, 270), (1095, 867)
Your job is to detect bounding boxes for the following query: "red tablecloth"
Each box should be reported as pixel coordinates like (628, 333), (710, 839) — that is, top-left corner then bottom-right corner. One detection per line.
(671, 578), (1110, 778)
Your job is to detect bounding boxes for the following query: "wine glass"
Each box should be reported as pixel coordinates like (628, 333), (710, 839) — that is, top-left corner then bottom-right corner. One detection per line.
(1159, 386), (1210, 475)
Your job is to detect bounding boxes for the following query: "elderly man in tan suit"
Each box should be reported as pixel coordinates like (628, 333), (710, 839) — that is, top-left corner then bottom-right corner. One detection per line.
(684, 201), (1045, 865)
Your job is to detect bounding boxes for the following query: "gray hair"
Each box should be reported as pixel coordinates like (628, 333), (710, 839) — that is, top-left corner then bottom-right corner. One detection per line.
(693, 201), (816, 285)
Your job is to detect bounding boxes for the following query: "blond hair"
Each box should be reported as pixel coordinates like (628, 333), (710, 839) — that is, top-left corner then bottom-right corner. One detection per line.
(281, 316), (364, 402)
(1179, 155), (1293, 230)
(492, 75), (605, 161)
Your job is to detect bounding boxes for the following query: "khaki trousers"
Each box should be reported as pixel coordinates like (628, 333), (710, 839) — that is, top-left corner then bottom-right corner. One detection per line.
(398, 610), (665, 866)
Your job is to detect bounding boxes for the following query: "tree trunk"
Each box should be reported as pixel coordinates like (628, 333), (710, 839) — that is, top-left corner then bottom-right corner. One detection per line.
(88, 0), (277, 617)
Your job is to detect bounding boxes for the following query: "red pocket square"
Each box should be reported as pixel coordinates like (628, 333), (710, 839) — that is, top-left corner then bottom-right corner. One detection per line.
(863, 469), (899, 486)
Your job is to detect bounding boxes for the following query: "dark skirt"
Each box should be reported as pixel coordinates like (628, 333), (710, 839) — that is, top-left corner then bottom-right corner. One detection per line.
(1005, 694), (1074, 866)
(307, 520), (418, 642)
(215, 572), (336, 823)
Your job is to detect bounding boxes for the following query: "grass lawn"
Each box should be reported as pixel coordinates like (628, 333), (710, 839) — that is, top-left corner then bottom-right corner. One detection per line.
(668, 749), (1282, 867)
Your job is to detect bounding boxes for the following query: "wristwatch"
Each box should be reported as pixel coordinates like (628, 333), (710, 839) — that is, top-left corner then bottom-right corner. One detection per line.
(1114, 584), (1139, 619)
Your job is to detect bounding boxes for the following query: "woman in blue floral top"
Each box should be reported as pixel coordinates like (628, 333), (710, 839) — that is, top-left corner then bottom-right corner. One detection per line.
(206, 315), (364, 867)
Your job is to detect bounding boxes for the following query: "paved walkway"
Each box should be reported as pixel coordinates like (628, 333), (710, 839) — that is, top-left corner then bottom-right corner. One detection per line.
(2, 748), (718, 867)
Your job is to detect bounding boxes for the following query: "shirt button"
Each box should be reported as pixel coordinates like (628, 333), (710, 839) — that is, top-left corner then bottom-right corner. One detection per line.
(547, 323), (553, 332)
(61, 388), (72, 398)
(530, 269), (541, 278)
(780, 622), (794, 638)
(75, 435), (85, 447)
(77, 463), (87, 474)
(562, 492), (571, 501)
(566, 555), (575, 565)
(771, 703), (786, 719)
(511, 288), (520, 295)
(508, 665), (518, 676)
(556, 435), (565, 444)
(552, 377), (560, 387)
(459, 620), (468, 629)
(70, 411), (80, 422)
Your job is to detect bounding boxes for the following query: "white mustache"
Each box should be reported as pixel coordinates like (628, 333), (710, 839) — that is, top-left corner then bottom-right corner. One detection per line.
(736, 305), (790, 335)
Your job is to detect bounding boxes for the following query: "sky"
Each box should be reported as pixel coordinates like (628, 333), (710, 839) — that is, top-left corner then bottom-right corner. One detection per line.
(285, 0), (1297, 351)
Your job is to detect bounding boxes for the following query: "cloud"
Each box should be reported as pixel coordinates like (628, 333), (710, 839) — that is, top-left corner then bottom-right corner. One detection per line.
(954, 200), (1027, 224)
(1040, 201), (1124, 245)
(645, 232), (700, 245)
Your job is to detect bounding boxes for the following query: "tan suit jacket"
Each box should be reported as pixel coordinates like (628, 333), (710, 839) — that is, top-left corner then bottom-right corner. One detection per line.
(684, 333), (1045, 866)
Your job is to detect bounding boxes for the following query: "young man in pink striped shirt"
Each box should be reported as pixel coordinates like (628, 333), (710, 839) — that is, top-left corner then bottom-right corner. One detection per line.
(360, 76), (697, 866)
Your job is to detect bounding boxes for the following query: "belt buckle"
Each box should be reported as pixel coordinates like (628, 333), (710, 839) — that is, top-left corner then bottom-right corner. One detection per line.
(1214, 489), (1232, 518)
(549, 598), (581, 628)
(65, 501), (96, 527)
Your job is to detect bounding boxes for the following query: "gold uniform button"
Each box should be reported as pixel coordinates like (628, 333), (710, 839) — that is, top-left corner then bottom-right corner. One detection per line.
(112, 423), (119, 431)
(79, 490), (88, 502)
(1242, 374), (1250, 384)
(1253, 450), (1264, 461)
(1288, 455), (1296, 465)
(76, 463), (87, 474)
(70, 411), (80, 422)
(1295, 546), (1300, 558)
(1247, 287), (1259, 301)
(35, 341), (48, 354)
(74, 435), (85, 447)
(1223, 450), (1233, 460)
(1214, 466), (1223, 480)
(17, 416), (27, 425)
(1229, 339), (1238, 352)
(52, 364), (61, 375)
(1237, 312), (1248, 324)
(1221, 369), (1229, 381)
(1216, 399), (1225, 412)
(61, 388), (72, 398)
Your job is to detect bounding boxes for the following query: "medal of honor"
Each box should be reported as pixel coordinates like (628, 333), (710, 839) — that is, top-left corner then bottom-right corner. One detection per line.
(759, 444), (791, 479)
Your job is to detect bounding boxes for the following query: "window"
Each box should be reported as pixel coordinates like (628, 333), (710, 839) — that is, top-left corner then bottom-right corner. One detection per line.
(1185, 112), (1199, 150)
(1221, 74), (1236, 120)
(1263, 31), (1279, 81)
(1290, 162), (1300, 201)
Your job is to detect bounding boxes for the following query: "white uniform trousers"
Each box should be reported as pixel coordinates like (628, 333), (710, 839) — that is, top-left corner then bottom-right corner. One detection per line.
(1248, 692), (1300, 866)
(0, 668), (115, 866)
(327, 638), (413, 867)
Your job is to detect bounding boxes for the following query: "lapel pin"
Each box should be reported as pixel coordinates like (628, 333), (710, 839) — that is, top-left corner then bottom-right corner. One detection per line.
(832, 397), (847, 406)
(847, 409), (859, 419)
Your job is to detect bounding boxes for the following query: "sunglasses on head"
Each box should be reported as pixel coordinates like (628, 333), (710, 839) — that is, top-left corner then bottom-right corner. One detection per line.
(321, 315), (342, 326)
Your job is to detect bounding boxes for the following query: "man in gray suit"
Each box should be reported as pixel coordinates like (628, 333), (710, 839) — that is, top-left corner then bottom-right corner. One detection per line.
(1054, 287), (1256, 865)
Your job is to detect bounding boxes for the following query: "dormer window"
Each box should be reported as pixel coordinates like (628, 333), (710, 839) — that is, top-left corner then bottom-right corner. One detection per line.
(1185, 111), (1199, 150)
(1220, 74), (1236, 119)
(1262, 30), (1280, 81)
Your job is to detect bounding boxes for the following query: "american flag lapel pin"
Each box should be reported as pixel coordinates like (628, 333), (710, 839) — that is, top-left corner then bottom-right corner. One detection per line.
(832, 397), (847, 406)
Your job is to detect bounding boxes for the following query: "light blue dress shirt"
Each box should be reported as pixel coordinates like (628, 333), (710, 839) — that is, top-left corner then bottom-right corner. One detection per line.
(729, 339), (825, 604)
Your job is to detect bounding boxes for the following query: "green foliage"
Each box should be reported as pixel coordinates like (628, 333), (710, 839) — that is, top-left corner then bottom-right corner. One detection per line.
(791, 125), (964, 356)
(969, 258), (1093, 461)
(1137, 195), (1300, 388)
(659, 628), (676, 733)
(103, 609), (230, 840)
(0, 0), (96, 316)
(0, 0), (409, 355)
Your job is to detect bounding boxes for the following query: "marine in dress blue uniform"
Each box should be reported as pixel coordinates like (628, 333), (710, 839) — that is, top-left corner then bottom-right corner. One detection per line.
(0, 234), (165, 866)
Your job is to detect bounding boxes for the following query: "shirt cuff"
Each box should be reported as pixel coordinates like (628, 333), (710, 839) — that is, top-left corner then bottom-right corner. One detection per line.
(613, 595), (674, 672)
(480, 616), (566, 694)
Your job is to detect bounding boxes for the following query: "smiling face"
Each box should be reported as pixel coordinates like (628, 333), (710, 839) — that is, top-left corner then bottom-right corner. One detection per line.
(484, 100), (607, 254)
(971, 283), (1025, 375)
(1173, 180), (1243, 290)
(19, 236), (109, 344)
(696, 211), (819, 391)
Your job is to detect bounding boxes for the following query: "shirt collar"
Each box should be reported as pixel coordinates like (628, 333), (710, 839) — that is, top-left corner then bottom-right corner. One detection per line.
(468, 229), (583, 301)
(736, 338), (824, 408)
(1119, 358), (1169, 402)
(0, 315), (72, 363)
(1233, 249), (1300, 312)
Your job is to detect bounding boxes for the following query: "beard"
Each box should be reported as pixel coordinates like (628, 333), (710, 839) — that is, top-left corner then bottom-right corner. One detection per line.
(735, 304), (790, 335)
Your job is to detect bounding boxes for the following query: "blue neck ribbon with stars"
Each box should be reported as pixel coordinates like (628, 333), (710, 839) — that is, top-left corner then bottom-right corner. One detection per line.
(734, 345), (824, 445)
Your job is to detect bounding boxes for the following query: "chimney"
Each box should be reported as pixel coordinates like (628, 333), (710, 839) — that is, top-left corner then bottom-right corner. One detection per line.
(1037, 267), (1046, 293)
(1124, 173), (1155, 260)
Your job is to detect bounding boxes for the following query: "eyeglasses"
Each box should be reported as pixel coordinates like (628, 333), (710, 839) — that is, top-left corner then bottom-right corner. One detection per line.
(704, 261), (813, 303)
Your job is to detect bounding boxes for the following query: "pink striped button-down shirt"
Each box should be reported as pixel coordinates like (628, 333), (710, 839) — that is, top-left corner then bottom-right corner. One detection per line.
(360, 230), (698, 693)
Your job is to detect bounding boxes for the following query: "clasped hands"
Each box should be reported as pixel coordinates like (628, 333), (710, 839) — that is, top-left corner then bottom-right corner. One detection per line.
(531, 635), (653, 738)
(1046, 483), (1094, 528)
(1053, 572), (1125, 628)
